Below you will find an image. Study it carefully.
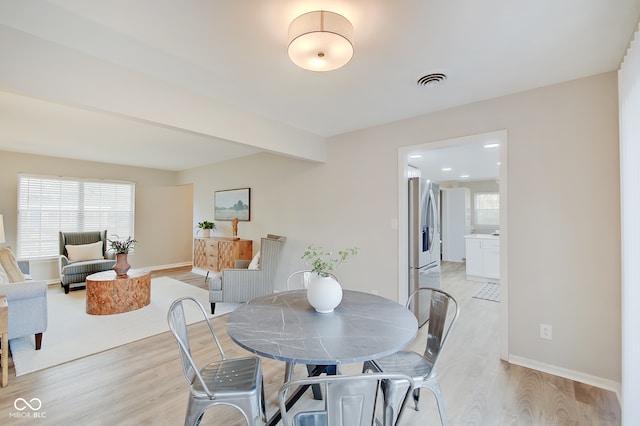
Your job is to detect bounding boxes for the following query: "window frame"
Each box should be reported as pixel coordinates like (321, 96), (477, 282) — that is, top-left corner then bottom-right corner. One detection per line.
(17, 173), (136, 259)
(473, 191), (500, 229)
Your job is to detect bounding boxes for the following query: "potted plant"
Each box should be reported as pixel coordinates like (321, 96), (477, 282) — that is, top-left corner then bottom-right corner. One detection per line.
(107, 236), (138, 276)
(108, 236), (137, 254)
(197, 220), (216, 238)
(302, 245), (359, 277)
(301, 244), (358, 313)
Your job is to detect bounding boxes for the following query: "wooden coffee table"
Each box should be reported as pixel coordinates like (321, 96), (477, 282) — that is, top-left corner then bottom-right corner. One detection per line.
(85, 269), (151, 315)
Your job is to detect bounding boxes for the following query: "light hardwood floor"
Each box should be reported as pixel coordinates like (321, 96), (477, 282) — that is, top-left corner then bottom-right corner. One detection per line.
(0, 263), (620, 425)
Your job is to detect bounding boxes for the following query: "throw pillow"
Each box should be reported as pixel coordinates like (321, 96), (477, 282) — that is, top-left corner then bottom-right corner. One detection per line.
(0, 247), (25, 283)
(248, 251), (261, 270)
(66, 241), (104, 262)
(0, 263), (9, 285)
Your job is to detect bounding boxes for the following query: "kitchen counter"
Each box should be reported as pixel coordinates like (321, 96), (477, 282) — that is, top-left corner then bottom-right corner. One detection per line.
(464, 234), (500, 282)
(464, 233), (499, 240)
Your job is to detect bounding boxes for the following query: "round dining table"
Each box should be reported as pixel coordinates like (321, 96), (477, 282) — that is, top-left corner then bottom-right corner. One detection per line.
(226, 289), (418, 366)
(227, 289), (418, 426)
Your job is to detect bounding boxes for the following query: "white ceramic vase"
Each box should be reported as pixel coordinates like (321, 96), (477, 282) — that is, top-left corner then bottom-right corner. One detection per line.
(306, 274), (343, 313)
(201, 229), (211, 238)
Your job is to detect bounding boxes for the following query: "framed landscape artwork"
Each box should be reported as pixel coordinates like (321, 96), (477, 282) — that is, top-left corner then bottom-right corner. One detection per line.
(214, 188), (251, 221)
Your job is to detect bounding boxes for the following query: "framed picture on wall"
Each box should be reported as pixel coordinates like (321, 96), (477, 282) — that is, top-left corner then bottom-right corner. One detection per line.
(214, 188), (251, 221)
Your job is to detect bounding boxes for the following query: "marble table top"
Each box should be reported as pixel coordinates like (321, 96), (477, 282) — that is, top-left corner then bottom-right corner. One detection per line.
(226, 290), (418, 365)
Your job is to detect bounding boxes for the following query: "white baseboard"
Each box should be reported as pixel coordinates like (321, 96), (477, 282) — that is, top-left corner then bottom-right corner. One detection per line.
(146, 261), (193, 271)
(508, 355), (622, 403)
(44, 262), (194, 287)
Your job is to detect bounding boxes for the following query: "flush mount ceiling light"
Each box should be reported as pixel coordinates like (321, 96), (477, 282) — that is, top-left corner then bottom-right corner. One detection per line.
(288, 10), (354, 72)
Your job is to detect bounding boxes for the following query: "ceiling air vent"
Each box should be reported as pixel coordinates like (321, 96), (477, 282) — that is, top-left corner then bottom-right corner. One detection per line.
(417, 73), (447, 87)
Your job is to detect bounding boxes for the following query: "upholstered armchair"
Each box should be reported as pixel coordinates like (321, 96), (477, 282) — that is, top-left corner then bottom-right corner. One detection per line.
(0, 250), (48, 350)
(209, 234), (286, 314)
(59, 230), (116, 294)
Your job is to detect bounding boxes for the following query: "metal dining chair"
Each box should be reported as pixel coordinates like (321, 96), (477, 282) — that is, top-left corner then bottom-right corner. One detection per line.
(362, 287), (459, 426)
(167, 296), (265, 426)
(278, 372), (414, 426)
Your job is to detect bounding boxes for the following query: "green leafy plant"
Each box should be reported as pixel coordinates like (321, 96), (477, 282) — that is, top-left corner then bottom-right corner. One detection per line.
(107, 236), (138, 254)
(302, 244), (359, 277)
(197, 220), (216, 231)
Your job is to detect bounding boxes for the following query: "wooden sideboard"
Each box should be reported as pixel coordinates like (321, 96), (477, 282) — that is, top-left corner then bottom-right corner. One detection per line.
(193, 237), (253, 273)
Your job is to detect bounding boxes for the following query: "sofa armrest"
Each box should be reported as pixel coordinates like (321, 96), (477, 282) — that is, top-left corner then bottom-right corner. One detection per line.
(59, 255), (70, 269)
(0, 280), (48, 341)
(0, 280), (48, 302)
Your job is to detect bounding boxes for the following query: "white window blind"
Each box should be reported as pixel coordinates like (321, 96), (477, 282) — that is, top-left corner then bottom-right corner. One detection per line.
(474, 192), (500, 226)
(17, 174), (135, 258)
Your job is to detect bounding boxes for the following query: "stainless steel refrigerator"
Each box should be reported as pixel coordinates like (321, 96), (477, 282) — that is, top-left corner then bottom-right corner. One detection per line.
(408, 177), (441, 326)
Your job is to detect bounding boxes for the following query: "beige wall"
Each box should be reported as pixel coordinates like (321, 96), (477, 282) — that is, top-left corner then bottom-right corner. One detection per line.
(0, 71), (621, 388)
(0, 151), (193, 278)
(183, 72), (621, 386)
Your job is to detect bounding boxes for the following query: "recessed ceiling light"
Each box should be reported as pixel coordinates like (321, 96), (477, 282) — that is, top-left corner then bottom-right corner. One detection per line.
(484, 143), (500, 149)
(409, 154), (422, 159)
(442, 167), (452, 171)
(497, 162), (501, 165)
(460, 175), (469, 179)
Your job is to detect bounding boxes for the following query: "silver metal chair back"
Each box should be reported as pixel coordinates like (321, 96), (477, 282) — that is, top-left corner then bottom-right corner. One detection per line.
(286, 270), (336, 290)
(406, 288), (457, 366)
(167, 296), (264, 426)
(363, 287), (459, 426)
(278, 373), (414, 426)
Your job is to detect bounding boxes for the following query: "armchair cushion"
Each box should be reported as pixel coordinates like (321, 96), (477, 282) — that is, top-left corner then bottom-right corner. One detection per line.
(65, 241), (104, 262)
(248, 251), (261, 269)
(0, 247), (25, 283)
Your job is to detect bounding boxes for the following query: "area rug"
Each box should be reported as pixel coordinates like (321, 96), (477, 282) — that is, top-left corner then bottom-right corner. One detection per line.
(473, 282), (500, 302)
(9, 277), (240, 376)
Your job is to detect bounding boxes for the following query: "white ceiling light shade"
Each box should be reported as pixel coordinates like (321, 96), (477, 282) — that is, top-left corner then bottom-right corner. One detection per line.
(288, 11), (354, 72)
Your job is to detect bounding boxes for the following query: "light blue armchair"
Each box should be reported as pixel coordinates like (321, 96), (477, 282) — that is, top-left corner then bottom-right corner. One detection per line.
(0, 260), (48, 350)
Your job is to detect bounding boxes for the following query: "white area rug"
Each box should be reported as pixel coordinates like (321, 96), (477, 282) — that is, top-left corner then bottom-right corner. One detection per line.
(473, 282), (500, 302)
(9, 277), (239, 376)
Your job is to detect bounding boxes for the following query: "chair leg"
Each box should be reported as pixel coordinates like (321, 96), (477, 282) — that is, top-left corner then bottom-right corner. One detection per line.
(35, 333), (43, 350)
(64, 284), (70, 294)
(425, 378), (449, 426)
(210, 303), (216, 314)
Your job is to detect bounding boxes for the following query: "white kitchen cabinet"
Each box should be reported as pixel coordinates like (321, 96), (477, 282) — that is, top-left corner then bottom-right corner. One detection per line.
(464, 234), (500, 282)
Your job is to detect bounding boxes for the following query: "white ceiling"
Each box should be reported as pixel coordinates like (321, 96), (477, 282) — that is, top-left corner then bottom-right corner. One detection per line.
(408, 137), (501, 183)
(1, 0), (639, 171)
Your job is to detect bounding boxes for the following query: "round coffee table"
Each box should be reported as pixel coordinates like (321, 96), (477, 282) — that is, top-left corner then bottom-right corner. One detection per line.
(85, 269), (151, 315)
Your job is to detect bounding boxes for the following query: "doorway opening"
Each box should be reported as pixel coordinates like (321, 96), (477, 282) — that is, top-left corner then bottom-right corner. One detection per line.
(397, 129), (509, 360)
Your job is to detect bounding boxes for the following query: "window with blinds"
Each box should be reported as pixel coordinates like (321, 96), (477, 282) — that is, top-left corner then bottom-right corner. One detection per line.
(17, 174), (135, 259)
(474, 192), (500, 226)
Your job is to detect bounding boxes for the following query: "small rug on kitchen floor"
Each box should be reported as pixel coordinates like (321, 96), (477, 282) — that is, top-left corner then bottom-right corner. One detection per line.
(9, 277), (240, 376)
(473, 282), (500, 302)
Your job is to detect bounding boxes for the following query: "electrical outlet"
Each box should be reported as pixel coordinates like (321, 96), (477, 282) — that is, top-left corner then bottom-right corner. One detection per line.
(539, 324), (553, 340)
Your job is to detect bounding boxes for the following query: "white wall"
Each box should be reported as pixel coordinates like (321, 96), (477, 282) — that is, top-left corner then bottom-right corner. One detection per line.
(184, 72), (621, 388)
(619, 20), (640, 424)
